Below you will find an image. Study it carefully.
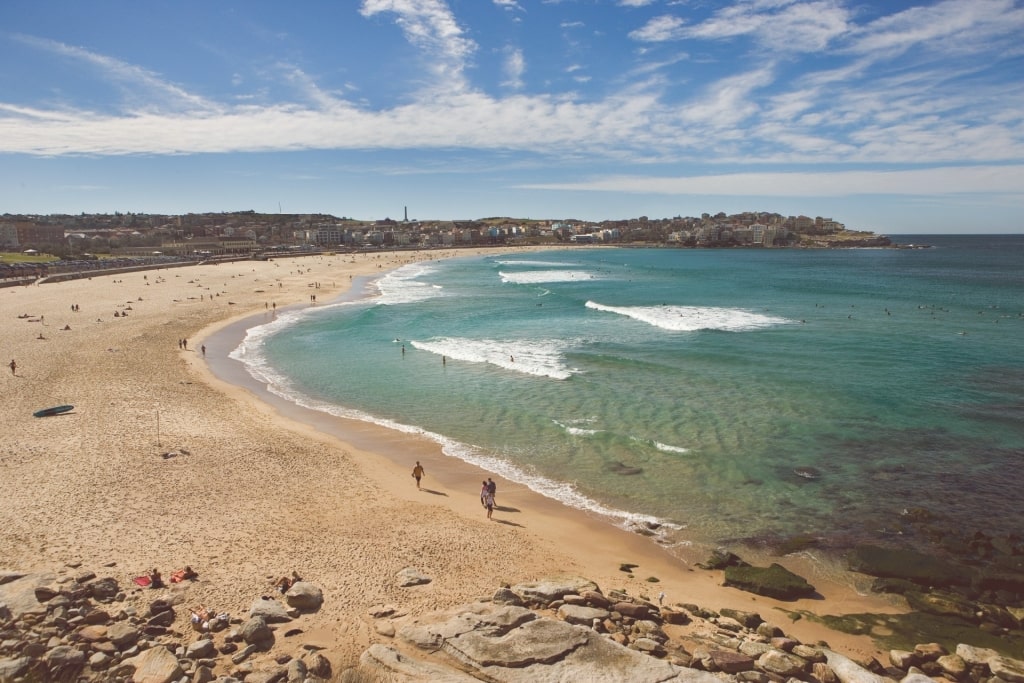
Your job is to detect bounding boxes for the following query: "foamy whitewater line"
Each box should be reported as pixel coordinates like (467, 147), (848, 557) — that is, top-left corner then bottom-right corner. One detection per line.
(500, 270), (598, 285)
(492, 259), (580, 267)
(553, 419), (603, 437)
(229, 317), (679, 536)
(653, 441), (690, 454)
(410, 336), (576, 380)
(586, 301), (791, 332)
(376, 262), (444, 305)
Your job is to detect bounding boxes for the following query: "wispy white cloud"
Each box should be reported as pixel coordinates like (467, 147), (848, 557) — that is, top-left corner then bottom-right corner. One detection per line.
(2, 0), (1023, 177)
(629, 15), (686, 42)
(620, 0), (659, 6)
(846, 0), (1024, 58)
(11, 34), (217, 113)
(630, 1), (850, 51)
(359, 0), (476, 92)
(502, 48), (526, 90)
(518, 166), (1024, 197)
(493, 0), (523, 9)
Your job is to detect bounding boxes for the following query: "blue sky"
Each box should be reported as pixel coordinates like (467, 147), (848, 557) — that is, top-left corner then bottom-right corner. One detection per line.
(1, 0), (1023, 233)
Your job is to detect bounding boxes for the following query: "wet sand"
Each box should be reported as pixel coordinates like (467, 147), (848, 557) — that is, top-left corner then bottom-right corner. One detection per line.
(0, 248), (903, 670)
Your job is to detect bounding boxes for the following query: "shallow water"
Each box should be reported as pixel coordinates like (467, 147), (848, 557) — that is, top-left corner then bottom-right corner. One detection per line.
(232, 236), (1024, 559)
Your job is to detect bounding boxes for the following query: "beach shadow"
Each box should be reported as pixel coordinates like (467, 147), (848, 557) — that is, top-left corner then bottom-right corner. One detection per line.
(494, 505), (520, 513)
(494, 519), (524, 528)
(421, 489), (448, 496)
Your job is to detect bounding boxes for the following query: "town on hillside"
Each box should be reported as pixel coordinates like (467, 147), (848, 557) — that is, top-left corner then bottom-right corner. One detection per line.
(1, 210), (892, 279)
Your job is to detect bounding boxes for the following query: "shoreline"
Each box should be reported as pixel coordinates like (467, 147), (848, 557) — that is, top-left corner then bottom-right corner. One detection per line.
(0, 246), (903, 671)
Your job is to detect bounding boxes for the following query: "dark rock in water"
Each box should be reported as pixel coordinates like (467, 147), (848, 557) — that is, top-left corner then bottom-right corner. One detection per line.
(975, 569), (1024, 595)
(871, 577), (920, 596)
(847, 545), (975, 588)
(904, 590), (978, 622)
(793, 466), (822, 480)
(608, 461), (643, 475)
(697, 549), (750, 571)
(724, 563), (817, 601)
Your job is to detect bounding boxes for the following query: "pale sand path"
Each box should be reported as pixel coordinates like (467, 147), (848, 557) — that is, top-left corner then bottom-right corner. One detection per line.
(0, 248), (903, 672)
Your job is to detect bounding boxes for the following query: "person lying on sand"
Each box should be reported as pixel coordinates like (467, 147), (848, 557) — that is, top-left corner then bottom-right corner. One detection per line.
(170, 565), (198, 583)
(274, 570), (302, 594)
(190, 605), (229, 632)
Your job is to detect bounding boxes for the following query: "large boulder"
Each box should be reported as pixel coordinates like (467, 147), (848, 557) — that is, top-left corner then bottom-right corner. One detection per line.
(0, 657), (31, 680)
(397, 567), (432, 587)
(44, 645), (87, 680)
(284, 581), (323, 611)
(249, 596), (292, 623)
(847, 545), (973, 587)
(723, 563), (816, 600)
(117, 645), (183, 683)
(510, 577), (599, 606)
(241, 615), (275, 647)
(386, 600), (718, 683)
(87, 576), (120, 602)
(556, 604), (610, 626)
(824, 648), (887, 683)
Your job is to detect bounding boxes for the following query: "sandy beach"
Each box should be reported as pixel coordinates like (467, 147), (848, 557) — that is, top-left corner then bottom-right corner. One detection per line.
(0, 247), (904, 673)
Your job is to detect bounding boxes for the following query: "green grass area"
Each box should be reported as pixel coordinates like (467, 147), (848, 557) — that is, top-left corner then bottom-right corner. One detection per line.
(0, 252), (59, 264)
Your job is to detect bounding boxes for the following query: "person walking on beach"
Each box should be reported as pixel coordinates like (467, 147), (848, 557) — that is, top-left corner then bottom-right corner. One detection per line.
(486, 477), (497, 505)
(412, 461), (425, 489)
(480, 480), (489, 507)
(9, 359), (16, 375)
(483, 487), (495, 520)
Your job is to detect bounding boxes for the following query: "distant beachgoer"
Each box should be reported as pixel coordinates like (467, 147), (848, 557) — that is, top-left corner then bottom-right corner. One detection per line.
(486, 478), (496, 504)
(190, 605), (213, 631)
(9, 359), (16, 375)
(274, 570), (301, 593)
(412, 461), (425, 489)
(201, 345), (206, 357)
(148, 568), (164, 589)
(171, 566), (198, 583)
(480, 480), (489, 507)
(483, 490), (495, 520)
(658, 591), (665, 605)
(182, 339), (188, 350)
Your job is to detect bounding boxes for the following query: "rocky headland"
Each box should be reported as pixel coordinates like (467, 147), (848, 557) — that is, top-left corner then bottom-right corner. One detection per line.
(4, 563), (1024, 683)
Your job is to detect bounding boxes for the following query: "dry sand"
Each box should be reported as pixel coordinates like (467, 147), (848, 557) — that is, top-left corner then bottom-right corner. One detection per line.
(0, 247), (904, 672)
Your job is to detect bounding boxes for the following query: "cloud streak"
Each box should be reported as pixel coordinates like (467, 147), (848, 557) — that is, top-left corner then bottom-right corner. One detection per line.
(1, 0), (1022, 186)
(518, 166), (1024, 197)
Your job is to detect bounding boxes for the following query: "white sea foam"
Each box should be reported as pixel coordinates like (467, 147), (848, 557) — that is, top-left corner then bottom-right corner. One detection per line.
(653, 441), (690, 454)
(552, 419), (603, 437)
(410, 337), (576, 379)
(493, 259), (579, 267)
(500, 270), (597, 285)
(585, 301), (790, 331)
(376, 262), (443, 305)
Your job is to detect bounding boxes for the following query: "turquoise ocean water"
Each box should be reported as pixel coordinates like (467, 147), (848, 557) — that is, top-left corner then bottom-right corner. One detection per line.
(232, 235), (1024, 561)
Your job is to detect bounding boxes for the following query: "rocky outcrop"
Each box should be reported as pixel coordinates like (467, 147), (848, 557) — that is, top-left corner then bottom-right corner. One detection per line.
(0, 568), (330, 682)
(347, 575), (1024, 682)
(723, 562), (817, 600)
